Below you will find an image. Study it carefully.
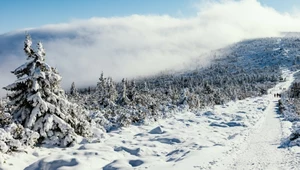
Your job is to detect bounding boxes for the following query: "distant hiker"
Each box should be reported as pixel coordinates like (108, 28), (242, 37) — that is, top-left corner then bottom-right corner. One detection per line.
(274, 94), (276, 97)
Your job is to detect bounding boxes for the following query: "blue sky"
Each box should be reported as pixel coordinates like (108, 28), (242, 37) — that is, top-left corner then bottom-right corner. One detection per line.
(0, 0), (300, 34)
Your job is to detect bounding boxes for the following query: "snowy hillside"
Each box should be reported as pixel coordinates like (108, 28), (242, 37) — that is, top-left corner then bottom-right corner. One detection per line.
(2, 35), (300, 170)
(1, 69), (300, 170)
(70, 36), (300, 130)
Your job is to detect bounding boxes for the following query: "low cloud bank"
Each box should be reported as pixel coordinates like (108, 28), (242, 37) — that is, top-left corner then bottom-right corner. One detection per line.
(1, 0), (300, 96)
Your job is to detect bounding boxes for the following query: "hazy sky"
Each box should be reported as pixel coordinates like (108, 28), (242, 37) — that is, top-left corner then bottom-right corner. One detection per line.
(1, 0), (300, 34)
(1, 0), (300, 97)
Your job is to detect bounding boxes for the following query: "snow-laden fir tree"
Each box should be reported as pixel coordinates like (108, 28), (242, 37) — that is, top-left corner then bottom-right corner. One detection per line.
(96, 72), (106, 107)
(117, 78), (130, 106)
(178, 88), (189, 105)
(128, 80), (136, 102)
(3, 34), (90, 146)
(70, 82), (78, 96)
(143, 82), (149, 93)
(104, 77), (117, 107)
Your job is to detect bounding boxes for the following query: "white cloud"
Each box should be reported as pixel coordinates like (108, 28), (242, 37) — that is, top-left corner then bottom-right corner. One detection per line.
(1, 0), (300, 97)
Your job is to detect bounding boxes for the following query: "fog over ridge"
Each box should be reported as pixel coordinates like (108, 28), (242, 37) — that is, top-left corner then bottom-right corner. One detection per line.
(1, 0), (300, 96)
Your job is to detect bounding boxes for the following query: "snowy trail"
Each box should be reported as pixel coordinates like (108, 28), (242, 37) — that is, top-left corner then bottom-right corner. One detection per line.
(226, 97), (288, 169)
(224, 70), (298, 170)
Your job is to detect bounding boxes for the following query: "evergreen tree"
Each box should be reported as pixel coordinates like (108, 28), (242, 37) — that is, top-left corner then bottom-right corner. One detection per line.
(103, 77), (117, 107)
(128, 80), (136, 102)
(108, 77), (118, 101)
(143, 82), (149, 93)
(96, 72), (106, 107)
(117, 78), (130, 106)
(178, 88), (188, 105)
(3, 35), (90, 146)
(70, 82), (78, 96)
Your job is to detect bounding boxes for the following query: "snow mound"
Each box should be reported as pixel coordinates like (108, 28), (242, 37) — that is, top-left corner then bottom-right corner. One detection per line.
(149, 126), (164, 134)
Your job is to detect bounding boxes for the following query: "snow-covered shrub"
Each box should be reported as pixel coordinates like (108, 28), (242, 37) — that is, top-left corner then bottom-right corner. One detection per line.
(0, 112), (12, 128)
(0, 128), (22, 153)
(289, 122), (300, 146)
(7, 123), (39, 147)
(280, 80), (300, 146)
(90, 110), (112, 132)
(0, 123), (39, 153)
(105, 107), (131, 127)
(0, 100), (11, 127)
(0, 115), (39, 153)
(280, 97), (300, 122)
(278, 99), (285, 114)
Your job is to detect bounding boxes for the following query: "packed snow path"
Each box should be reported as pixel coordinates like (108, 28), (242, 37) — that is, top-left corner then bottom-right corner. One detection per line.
(224, 70), (299, 170)
(226, 92), (291, 169)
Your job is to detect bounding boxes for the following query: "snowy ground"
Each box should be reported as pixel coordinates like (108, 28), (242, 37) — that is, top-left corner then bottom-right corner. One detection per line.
(1, 70), (300, 170)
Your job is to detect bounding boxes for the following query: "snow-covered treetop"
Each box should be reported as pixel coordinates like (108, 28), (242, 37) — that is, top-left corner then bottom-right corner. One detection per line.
(24, 34), (33, 58)
(37, 42), (45, 61)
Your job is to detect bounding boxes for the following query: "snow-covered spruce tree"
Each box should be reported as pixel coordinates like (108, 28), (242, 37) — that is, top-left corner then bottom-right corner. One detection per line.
(68, 82), (80, 104)
(104, 77), (117, 107)
(3, 34), (90, 146)
(117, 78), (130, 106)
(95, 72), (107, 108)
(128, 80), (136, 102)
(143, 82), (149, 93)
(70, 82), (78, 96)
(178, 88), (189, 106)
